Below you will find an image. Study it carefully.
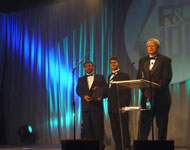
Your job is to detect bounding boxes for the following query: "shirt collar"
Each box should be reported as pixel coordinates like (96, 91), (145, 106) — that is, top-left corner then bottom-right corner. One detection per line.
(112, 68), (120, 74)
(86, 71), (94, 76)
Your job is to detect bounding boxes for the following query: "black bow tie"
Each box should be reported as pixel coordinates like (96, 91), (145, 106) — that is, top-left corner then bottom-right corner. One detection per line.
(149, 56), (157, 60)
(111, 72), (118, 76)
(86, 73), (94, 77)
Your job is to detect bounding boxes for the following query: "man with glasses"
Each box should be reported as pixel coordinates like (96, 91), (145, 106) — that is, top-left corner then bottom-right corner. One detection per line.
(136, 38), (172, 140)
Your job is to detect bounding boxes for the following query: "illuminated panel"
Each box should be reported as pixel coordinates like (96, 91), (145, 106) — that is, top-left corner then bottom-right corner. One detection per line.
(72, 29), (81, 127)
(11, 17), (16, 56)
(79, 23), (83, 76)
(104, 3), (112, 118)
(31, 32), (35, 73)
(63, 37), (73, 129)
(90, 15), (95, 63)
(83, 21), (87, 62)
(138, 89), (141, 106)
(37, 34), (42, 77)
(101, 11), (104, 74)
(24, 27), (29, 68)
(186, 79), (190, 103)
(133, 89), (136, 105)
(174, 82), (181, 98)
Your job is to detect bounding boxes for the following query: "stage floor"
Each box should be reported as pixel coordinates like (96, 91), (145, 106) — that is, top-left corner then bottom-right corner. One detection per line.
(0, 145), (189, 150)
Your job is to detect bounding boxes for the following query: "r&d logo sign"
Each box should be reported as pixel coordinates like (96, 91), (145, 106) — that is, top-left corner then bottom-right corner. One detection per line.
(124, 0), (190, 83)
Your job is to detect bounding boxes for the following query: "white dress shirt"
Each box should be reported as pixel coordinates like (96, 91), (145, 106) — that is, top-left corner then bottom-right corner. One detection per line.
(86, 73), (94, 89)
(109, 69), (120, 88)
(149, 55), (157, 71)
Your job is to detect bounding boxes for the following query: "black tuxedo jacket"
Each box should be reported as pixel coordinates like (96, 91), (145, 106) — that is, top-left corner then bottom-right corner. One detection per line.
(136, 53), (172, 108)
(107, 71), (131, 114)
(76, 74), (106, 112)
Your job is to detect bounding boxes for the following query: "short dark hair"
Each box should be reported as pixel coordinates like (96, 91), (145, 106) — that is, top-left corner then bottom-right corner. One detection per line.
(110, 56), (120, 63)
(83, 61), (93, 67)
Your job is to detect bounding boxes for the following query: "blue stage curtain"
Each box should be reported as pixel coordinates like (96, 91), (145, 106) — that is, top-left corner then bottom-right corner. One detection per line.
(1, 0), (190, 148)
(0, 0), (114, 144)
(0, 14), (6, 92)
(0, 13), (6, 144)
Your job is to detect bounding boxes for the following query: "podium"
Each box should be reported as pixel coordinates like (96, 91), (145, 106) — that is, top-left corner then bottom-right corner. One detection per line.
(111, 79), (160, 88)
(133, 140), (174, 150)
(111, 79), (160, 150)
(112, 79), (160, 111)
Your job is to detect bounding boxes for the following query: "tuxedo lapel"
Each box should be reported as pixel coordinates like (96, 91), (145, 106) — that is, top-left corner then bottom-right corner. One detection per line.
(143, 59), (150, 77)
(108, 75), (111, 83)
(150, 54), (161, 75)
(142, 55), (161, 77)
(90, 74), (96, 90)
(112, 73), (119, 81)
(150, 59), (160, 75)
(83, 75), (89, 90)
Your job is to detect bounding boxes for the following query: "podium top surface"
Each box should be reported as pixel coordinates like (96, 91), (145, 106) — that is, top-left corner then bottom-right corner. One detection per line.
(111, 79), (160, 88)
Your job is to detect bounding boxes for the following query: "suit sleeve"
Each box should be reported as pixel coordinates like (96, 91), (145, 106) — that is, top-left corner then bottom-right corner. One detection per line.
(136, 60), (143, 79)
(158, 58), (172, 88)
(76, 78), (85, 99)
(103, 75), (110, 99)
(100, 75), (106, 87)
(119, 73), (131, 106)
(99, 75), (107, 98)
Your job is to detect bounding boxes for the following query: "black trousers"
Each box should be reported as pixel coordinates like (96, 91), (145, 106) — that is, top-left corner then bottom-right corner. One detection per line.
(82, 110), (104, 150)
(138, 106), (170, 140)
(109, 112), (131, 150)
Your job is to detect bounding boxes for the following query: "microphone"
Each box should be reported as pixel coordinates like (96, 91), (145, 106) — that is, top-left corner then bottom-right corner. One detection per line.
(142, 71), (144, 79)
(130, 62), (135, 66)
(73, 51), (90, 72)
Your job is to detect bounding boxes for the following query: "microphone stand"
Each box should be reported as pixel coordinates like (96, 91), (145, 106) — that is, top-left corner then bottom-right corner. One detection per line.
(72, 54), (88, 140)
(116, 85), (125, 150)
(140, 69), (155, 140)
(148, 68), (154, 140)
(72, 68), (76, 140)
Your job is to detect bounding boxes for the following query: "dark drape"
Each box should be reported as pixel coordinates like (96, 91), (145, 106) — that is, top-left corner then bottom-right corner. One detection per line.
(0, 0), (115, 145)
(0, 13), (6, 144)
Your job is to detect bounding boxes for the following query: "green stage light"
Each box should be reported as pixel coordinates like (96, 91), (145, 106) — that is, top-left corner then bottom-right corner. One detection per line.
(28, 125), (32, 133)
(17, 125), (36, 144)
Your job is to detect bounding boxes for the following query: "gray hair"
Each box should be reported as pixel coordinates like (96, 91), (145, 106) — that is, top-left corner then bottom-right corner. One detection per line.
(146, 38), (160, 48)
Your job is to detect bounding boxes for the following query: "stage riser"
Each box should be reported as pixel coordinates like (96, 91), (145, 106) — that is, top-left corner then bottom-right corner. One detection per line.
(61, 139), (100, 150)
(133, 140), (174, 150)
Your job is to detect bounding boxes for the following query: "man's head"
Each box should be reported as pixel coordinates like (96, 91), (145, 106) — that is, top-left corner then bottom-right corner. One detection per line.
(83, 61), (94, 74)
(146, 38), (160, 56)
(110, 56), (120, 71)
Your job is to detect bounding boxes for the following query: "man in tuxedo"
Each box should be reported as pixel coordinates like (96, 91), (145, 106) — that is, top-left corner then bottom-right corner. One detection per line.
(107, 56), (131, 150)
(76, 61), (106, 150)
(136, 38), (172, 140)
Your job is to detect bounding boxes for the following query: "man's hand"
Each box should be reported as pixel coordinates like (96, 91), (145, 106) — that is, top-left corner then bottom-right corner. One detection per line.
(92, 86), (98, 90)
(96, 97), (102, 101)
(84, 95), (91, 102)
(121, 107), (127, 114)
(144, 90), (151, 100)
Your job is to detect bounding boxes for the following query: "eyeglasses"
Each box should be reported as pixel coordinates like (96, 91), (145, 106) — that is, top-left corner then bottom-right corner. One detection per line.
(147, 45), (157, 48)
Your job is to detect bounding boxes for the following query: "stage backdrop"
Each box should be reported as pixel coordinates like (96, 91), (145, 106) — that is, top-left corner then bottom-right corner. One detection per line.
(124, 0), (190, 147)
(0, 0), (116, 145)
(0, 0), (190, 148)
